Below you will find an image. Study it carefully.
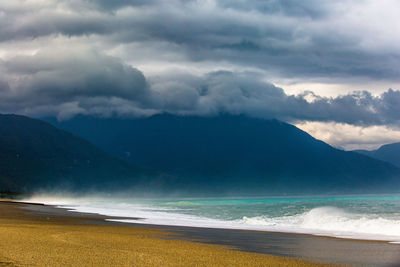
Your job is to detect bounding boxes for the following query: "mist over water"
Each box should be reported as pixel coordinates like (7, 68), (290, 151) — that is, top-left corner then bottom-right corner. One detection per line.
(26, 194), (400, 242)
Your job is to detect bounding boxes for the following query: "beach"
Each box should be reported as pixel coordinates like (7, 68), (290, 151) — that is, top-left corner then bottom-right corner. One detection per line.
(0, 200), (399, 266)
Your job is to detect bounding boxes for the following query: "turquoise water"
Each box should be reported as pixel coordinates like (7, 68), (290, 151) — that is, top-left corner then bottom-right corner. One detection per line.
(150, 195), (400, 220)
(27, 194), (400, 242)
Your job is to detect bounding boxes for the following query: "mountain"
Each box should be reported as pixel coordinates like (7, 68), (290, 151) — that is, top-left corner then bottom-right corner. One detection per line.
(45, 114), (400, 194)
(0, 114), (160, 193)
(354, 142), (400, 168)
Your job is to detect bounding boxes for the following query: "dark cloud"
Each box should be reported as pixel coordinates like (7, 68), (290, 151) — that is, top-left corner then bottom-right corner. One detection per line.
(0, 0), (399, 82)
(6, 49), (147, 100)
(0, 5), (111, 41)
(0, 0), (399, 133)
(0, 48), (399, 125)
(86, 0), (156, 10)
(0, 48), (150, 119)
(216, 0), (334, 20)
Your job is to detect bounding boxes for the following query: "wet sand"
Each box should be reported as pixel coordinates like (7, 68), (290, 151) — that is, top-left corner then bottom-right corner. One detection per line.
(1, 200), (400, 266)
(163, 225), (400, 266)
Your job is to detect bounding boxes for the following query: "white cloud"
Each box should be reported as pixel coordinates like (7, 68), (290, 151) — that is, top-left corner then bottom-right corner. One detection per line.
(296, 121), (400, 150)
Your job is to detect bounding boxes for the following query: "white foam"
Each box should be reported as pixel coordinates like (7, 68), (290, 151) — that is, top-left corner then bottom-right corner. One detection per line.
(238, 207), (400, 242)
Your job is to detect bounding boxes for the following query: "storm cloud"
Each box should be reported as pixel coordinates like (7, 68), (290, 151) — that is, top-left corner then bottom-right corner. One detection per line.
(0, 47), (399, 126)
(0, 0), (400, 148)
(0, 0), (399, 82)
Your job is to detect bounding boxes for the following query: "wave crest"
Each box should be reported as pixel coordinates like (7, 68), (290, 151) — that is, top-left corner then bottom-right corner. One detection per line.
(241, 206), (400, 239)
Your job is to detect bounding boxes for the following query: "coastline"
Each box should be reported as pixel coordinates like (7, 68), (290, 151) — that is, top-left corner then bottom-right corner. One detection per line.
(0, 200), (332, 267)
(0, 200), (399, 266)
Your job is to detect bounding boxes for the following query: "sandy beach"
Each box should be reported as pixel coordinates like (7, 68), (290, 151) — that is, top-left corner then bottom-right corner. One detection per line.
(1, 200), (399, 266)
(0, 200), (333, 267)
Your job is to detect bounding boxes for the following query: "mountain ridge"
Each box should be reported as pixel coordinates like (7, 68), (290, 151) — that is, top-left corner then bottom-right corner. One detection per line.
(45, 114), (400, 194)
(1, 113), (399, 195)
(354, 142), (400, 168)
(0, 114), (160, 192)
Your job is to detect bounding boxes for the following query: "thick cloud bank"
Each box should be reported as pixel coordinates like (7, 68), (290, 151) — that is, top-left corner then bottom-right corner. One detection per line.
(0, 1), (400, 148)
(0, 0), (399, 83)
(0, 48), (399, 126)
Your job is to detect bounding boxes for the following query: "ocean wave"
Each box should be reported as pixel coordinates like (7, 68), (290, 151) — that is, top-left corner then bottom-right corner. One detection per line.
(241, 206), (400, 240)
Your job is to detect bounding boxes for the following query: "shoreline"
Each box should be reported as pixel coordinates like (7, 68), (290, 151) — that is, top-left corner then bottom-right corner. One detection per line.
(24, 193), (400, 245)
(2, 200), (400, 266)
(19, 199), (393, 244)
(0, 200), (332, 267)
(25, 198), (400, 244)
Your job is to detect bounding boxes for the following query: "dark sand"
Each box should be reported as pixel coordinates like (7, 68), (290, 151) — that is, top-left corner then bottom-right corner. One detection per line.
(165, 226), (400, 266)
(19, 201), (400, 266)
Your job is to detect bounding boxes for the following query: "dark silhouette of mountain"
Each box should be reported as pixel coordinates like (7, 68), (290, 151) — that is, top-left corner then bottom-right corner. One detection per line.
(0, 114), (161, 193)
(354, 142), (400, 168)
(45, 114), (400, 194)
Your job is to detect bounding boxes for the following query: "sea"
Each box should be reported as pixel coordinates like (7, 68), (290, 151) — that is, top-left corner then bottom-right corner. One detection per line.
(25, 194), (400, 243)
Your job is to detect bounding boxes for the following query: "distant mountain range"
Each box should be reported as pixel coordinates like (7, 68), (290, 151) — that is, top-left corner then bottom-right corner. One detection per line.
(0, 113), (399, 195)
(44, 114), (400, 194)
(0, 114), (165, 193)
(354, 143), (400, 168)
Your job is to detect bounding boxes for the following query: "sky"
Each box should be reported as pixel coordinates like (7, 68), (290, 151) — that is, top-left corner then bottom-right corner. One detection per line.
(0, 0), (400, 150)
